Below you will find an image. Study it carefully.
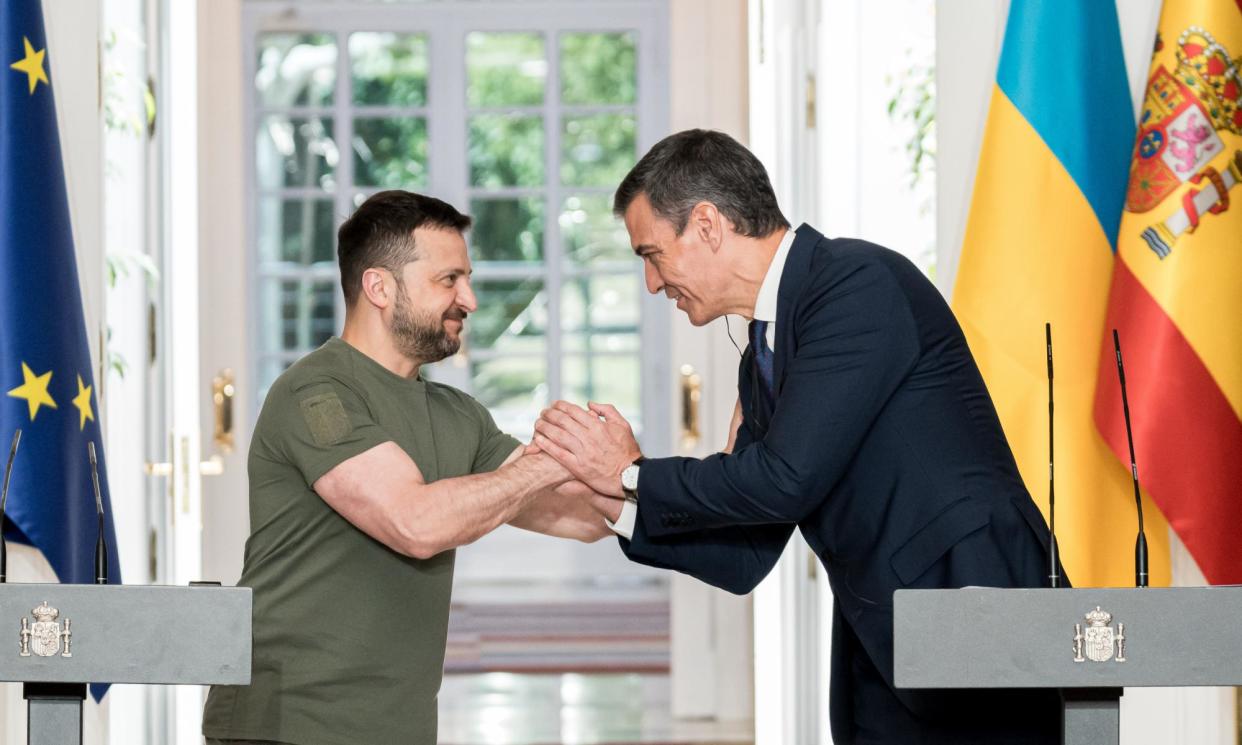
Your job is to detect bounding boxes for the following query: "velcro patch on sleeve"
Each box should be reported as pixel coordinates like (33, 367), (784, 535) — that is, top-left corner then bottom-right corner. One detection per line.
(300, 391), (352, 446)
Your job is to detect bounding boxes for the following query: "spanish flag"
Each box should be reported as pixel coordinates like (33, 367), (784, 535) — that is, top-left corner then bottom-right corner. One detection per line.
(953, 0), (1172, 587)
(1095, 0), (1242, 585)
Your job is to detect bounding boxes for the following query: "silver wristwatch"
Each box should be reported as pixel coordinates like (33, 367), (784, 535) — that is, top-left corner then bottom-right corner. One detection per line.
(620, 457), (644, 499)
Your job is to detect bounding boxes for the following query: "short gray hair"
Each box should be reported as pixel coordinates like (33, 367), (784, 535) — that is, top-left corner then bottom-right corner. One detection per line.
(613, 129), (790, 238)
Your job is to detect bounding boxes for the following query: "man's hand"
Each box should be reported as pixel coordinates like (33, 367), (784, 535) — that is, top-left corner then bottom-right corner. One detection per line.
(723, 397), (743, 454)
(533, 401), (641, 497)
(526, 449), (574, 486)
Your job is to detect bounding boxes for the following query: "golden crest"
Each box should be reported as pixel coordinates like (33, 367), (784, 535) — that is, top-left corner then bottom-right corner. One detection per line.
(1125, 26), (1240, 214)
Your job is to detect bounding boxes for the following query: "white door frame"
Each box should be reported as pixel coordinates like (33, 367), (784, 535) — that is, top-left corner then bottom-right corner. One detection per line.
(748, 0), (824, 743)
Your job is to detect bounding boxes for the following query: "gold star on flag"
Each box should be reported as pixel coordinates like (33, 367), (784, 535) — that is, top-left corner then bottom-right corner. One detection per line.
(72, 374), (94, 430)
(7, 362), (57, 421)
(9, 37), (48, 95)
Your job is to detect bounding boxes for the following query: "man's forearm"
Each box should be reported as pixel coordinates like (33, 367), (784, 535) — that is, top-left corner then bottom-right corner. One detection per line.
(401, 453), (567, 557)
(510, 483), (617, 542)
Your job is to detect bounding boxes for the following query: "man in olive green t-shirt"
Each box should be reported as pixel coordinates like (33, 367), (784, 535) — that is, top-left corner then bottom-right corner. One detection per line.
(203, 191), (614, 745)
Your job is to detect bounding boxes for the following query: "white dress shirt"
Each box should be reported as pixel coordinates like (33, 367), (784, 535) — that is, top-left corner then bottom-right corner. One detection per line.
(607, 227), (797, 539)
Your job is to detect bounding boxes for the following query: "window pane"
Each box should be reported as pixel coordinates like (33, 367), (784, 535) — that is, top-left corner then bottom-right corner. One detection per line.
(468, 279), (546, 354)
(466, 32), (546, 107)
(561, 114), (636, 187)
(256, 33), (336, 107)
(471, 356), (547, 438)
(353, 117), (429, 187)
(349, 32), (428, 106)
(258, 198), (337, 266)
(259, 278), (337, 352)
(560, 194), (633, 266)
(561, 274), (640, 354)
(560, 32), (637, 105)
(470, 198), (544, 263)
(469, 114), (545, 187)
(563, 354), (641, 433)
(257, 357), (294, 406)
(256, 116), (337, 191)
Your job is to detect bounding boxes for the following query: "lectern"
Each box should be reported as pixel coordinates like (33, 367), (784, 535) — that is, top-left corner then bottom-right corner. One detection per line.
(0, 583), (251, 744)
(893, 587), (1242, 745)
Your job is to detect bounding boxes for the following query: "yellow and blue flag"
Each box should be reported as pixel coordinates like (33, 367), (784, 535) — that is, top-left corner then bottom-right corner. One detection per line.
(953, 0), (1172, 587)
(2, 0), (122, 659)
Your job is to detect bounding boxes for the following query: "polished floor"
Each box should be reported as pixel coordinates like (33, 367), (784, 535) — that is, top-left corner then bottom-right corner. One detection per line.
(438, 673), (754, 745)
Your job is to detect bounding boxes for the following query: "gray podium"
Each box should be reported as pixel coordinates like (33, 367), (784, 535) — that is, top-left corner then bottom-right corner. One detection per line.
(0, 583), (251, 744)
(893, 587), (1242, 745)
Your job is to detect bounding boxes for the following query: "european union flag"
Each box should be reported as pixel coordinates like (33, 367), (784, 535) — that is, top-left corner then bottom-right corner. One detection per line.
(2, 0), (122, 699)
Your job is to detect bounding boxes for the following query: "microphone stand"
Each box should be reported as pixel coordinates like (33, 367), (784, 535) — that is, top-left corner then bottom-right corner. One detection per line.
(88, 442), (108, 585)
(1045, 324), (1061, 588)
(1, 430), (21, 584)
(1112, 330), (1149, 588)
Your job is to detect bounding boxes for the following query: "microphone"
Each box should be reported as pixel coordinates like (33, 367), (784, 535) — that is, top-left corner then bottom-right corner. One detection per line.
(1112, 330), (1149, 588)
(1045, 324), (1061, 588)
(87, 442), (109, 585)
(1, 429), (22, 584)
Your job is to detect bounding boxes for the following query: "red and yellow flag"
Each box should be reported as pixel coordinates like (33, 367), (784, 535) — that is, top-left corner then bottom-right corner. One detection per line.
(1095, 0), (1242, 585)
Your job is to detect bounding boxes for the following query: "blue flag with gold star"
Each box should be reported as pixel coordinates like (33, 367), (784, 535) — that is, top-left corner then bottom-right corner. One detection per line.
(2, 0), (122, 699)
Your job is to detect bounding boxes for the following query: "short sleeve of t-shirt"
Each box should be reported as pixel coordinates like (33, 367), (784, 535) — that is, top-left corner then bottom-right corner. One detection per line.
(466, 395), (521, 475)
(266, 375), (392, 487)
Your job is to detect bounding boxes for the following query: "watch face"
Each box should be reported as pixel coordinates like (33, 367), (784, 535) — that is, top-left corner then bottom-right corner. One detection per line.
(622, 464), (640, 491)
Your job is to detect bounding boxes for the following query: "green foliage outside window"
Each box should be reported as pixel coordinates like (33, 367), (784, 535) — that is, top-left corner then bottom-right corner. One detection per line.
(561, 32), (636, 105)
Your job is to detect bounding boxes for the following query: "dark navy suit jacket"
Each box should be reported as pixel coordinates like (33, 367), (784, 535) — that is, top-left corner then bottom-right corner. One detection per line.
(621, 226), (1060, 743)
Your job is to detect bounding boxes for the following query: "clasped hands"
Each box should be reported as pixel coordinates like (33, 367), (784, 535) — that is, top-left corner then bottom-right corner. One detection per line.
(529, 400), (642, 520)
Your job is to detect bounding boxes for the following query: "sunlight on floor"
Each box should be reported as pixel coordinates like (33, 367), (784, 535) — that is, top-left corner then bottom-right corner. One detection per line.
(439, 673), (753, 745)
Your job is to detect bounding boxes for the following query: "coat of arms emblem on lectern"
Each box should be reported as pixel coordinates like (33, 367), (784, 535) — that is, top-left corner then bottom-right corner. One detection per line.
(1073, 606), (1126, 663)
(18, 601), (73, 658)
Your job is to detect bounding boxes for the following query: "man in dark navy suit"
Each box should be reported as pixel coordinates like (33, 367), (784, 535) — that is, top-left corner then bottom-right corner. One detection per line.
(534, 129), (1062, 744)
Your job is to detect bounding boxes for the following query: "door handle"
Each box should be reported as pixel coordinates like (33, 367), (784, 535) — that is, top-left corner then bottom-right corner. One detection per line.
(144, 435), (224, 517)
(212, 368), (235, 454)
(679, 364), (702, 450)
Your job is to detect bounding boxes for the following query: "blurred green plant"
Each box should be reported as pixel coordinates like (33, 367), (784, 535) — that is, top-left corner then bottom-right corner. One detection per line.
(467, 32), (546, 107)
(103, 27), (155, 146)
(885, 49), (936, 194)
(351, 32), (428, 106)
(561, 33), (636, 105)
(103, 25), (161, 380)
(886, 45), (936, 277)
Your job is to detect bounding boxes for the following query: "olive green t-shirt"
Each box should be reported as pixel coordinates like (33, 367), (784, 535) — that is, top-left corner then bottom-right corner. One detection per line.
(202, 337), (519, 745)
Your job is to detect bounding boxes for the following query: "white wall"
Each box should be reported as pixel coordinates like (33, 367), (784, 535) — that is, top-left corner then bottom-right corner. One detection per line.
(197, 0), (248, 589)
(820, 0), (936, 271)
(935, 1), (1237, 743)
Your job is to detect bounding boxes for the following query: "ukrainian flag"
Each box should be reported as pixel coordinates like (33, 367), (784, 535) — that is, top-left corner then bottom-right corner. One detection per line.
(953, 0), (1171, 587)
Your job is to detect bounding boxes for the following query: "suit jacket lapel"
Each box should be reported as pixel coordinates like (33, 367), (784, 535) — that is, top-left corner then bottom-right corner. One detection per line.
(773, 224), (824, 396)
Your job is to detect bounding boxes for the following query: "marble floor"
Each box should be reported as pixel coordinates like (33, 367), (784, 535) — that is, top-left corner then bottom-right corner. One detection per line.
(438, 673), (754, 745)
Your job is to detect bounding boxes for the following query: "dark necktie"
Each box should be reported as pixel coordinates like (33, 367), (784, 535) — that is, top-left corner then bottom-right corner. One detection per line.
(749, 319), (775, 419)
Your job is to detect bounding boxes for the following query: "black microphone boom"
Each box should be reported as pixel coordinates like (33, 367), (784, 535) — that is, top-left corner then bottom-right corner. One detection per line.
(1, 429), (22, 584)
(1112, 329), (1149, 588)
(88, 442), (109, 585)
(1046, 324), (1061, 588)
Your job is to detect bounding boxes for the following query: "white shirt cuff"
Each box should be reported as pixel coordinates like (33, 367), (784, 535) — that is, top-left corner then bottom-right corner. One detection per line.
(605, 498), (638, 540)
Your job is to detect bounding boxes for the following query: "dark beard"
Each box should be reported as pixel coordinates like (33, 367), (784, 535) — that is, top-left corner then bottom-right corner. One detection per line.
(391, 277), (464, 363)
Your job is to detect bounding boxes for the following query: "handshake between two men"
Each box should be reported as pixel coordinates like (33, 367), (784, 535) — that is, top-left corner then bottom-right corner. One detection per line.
(528, 400), (649, 530)
(205, 129), (1063, 745)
